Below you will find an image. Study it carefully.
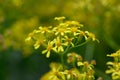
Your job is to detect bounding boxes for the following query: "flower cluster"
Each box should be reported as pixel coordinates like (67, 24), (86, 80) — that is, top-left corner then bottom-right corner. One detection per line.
(106, 49), (120, 80)
(41, 52), (95, 80)
(67, 52), (96, 80)
(25, 16), (98, 58)
(25, 17), (99, 80)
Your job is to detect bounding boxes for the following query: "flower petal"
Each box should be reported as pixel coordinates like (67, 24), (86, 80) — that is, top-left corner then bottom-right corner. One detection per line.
(46, 51), (50, 58)
(42, 50), (47, 54)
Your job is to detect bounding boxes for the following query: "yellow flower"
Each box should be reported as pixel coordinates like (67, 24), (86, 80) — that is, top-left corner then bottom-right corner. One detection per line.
(106, 50), (120, 79)
(67, 26), (80, 36)
(67, 52), (77, 63)
(42, 41), (55, 58)
(77, 62), (84, 66)
(91, 60), (96, 65)
(85, 31), (99, 42)
(62, 36), (74, 47)
(53, 26), (68, 36)
(107, 51), (120, 58)
(49, 63), (64, 80)
(72, 27), (79, 35)
(63, 69), (78, 80)
(38, 26), (51, 34)
(79, 31), (88, 40)
(34, 39), (44, 49)
(53, 37), (64, 53)
(25, 30), (36, 41)
(40, 63), (64, 80)
(67, 52), (83, 64)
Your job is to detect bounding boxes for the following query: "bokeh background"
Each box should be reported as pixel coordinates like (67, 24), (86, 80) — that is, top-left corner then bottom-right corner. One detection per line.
(0, 0), (120, 80)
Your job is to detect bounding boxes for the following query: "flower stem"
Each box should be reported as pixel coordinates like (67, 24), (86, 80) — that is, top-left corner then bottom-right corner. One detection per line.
(61, 53), (65, 70)
(74, 38), (90, 48)
(61, 45), (71, 70)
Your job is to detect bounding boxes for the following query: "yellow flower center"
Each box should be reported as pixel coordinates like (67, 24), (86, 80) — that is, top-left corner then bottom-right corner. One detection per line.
(47, 45), (53, 51)
(56, 42), (62, 47)
(54, 71), (58, 75)
(29, 33), (33, 37)
(38, 40), (43, 44)
(42, 27), (48, 32)
(66, 38), (71, 43)
(80, 31), (85, 36)
(71, 27), (77, 32)
(84, 62), (89, 67)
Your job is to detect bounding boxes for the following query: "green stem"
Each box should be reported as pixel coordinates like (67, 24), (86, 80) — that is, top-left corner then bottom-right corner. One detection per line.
(74, 38), (90, 48)
(61, 53), (65, 70)
(61, 45), (71, 69)
(60, 53), (66, 80)
(63, 44), (71, 54)
(60, 45), (71, 80)
(75, 35), (83, 45)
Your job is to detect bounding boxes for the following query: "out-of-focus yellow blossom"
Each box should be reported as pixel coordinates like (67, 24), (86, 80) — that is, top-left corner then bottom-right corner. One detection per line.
(77, 60), (95, 80)
(106, 49), (120, 80)
(107, 50), (120, 58)
(49, 63), (65, 80)
(54, 16), (66, 21)
(91, 60), (96, 65)
(67, 52), (77, 63)
(38, 26), (51, 34)
(77, 62), (84, 66)
(41, 62), (64, 80)
(34, 39), (45, 49)
(63, 69), (79, 80)
(41, 52), (95, 80)
(65, 21), (82, 27)
(107, 53), (119, 57)
(66, 52), (95, 80)
(25, 30), (36, 41)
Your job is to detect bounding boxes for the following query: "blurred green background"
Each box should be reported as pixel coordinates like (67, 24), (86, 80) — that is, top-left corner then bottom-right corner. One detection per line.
(0, 0), (120, 80)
